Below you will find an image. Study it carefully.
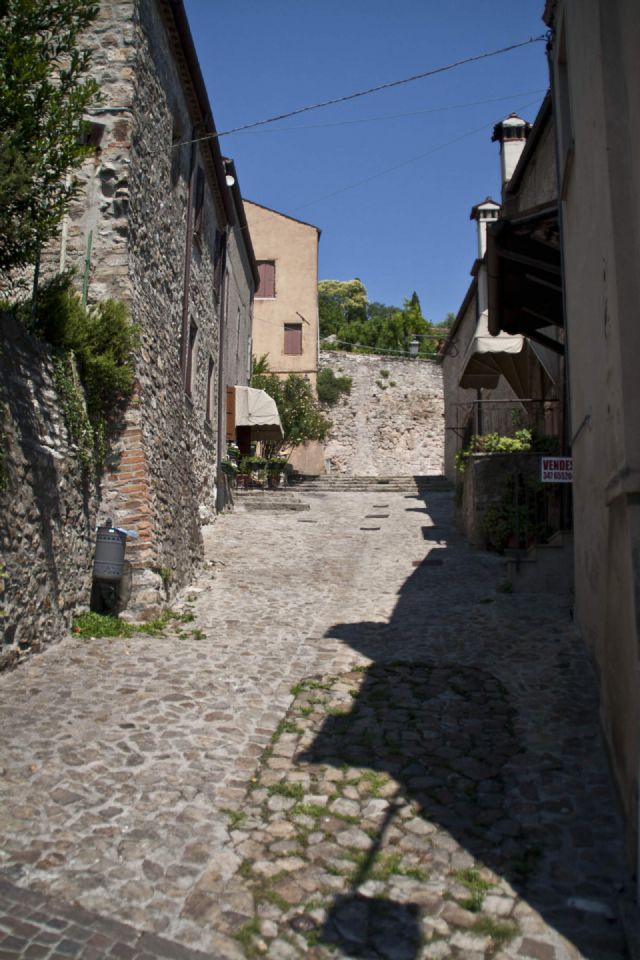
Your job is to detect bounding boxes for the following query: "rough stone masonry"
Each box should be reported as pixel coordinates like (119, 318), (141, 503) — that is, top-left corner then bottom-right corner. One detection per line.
(319, 350), (444, 477)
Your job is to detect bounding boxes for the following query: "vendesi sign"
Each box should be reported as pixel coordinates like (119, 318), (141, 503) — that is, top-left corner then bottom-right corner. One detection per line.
(541, 456), (573, 483)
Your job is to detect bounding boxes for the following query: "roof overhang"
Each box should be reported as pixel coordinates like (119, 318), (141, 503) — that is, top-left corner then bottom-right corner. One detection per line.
(234, 386), (283, 441)
(487, 204), (564, 352)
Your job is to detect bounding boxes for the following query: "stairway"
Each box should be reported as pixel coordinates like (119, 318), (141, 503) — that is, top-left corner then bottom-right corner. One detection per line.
(287, 474), (452, 494)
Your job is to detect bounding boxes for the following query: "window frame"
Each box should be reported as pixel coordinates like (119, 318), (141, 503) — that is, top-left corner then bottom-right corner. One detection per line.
(284, 322), (303, 356)
(256, 260), (276, 299)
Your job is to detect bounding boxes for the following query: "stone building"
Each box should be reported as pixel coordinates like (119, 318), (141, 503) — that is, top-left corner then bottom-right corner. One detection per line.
(45, 0), (258, 614)
(243, 201), (323, 474)
(440, 106), (563, 489)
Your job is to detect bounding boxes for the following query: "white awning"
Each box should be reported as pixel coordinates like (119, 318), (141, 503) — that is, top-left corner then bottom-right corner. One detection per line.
(459, 309), (527, 393)
(234, 386), (283, 441)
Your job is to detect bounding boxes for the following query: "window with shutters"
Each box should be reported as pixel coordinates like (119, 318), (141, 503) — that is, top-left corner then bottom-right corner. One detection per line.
(256, 260), (276, 298)
(284, 322), (302, 355)
(226, 385), (236, 441)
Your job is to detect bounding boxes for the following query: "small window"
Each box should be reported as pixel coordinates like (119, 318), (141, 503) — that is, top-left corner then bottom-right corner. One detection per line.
(256, 260), (275, 298)
(185, 319), (198, 398)
(284, 322), (302, 355)
(78, 119), (105, 149)
(206, 356), (215, 424)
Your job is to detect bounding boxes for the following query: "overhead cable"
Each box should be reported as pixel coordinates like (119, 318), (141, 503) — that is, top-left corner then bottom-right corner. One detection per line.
(222, 88), (546, 136)
(174, 36), (547, 148)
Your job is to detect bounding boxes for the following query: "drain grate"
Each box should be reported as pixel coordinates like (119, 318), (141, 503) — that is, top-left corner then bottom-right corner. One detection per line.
(365, 514), (389, 519)
(373, 504), (389, 508)
(298, 518), (318, 523)
(361, 526), (381, 531)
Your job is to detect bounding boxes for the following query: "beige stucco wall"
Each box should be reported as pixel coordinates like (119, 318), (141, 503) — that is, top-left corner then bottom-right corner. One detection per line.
(546, 0), (640, 868)
(244, 201), (319, 380)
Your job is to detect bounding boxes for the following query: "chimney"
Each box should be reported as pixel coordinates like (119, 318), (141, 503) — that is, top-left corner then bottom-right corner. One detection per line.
(492, 112), (532, 188)
(469, 198), (501, 259)
(470, 198), (500, 317)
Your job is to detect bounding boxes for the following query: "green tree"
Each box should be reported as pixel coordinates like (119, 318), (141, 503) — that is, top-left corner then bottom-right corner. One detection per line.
(318, 278), (368, 339)
(0, 0), (99, 273)
(251, 355), (330, 459)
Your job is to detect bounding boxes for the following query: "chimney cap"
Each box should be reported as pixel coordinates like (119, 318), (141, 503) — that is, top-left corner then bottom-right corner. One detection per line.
(492, 112), (532, 143)
(469, 197), (500, 220)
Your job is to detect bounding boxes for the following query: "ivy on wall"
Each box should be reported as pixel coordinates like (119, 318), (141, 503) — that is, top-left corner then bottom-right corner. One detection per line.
(5, 273), (138, 475)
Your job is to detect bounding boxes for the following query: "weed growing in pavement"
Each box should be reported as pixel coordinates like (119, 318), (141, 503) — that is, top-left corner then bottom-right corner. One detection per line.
(290, 801), (332, 819)
(72, 609), (196, 638)
(454, 867), (492, 912)
(267, 781), (304, 800)
(289, 677), (332, 695)
(234, 916), (262, 957)
(271, 719), (304, 743)
(471, 915), (517, 946)
(220, 807), (246, 829)
(354, 770), (390, 797)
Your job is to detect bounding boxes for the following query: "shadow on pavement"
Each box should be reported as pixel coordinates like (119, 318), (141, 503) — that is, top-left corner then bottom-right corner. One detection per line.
(299, 493), (628, 960)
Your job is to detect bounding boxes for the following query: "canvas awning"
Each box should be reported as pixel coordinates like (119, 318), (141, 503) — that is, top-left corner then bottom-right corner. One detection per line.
(459, 307), (526, 392)
(234, 386), (283, 441)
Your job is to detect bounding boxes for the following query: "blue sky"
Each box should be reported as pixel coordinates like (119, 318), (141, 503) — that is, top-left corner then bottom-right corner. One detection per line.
(184, 1), (549, 324)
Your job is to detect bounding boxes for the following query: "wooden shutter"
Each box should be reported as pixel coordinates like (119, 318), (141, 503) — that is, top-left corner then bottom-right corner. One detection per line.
(284, 323), (302, 355)
(257, 261), (275, 298)
(226, 385), (236, 440)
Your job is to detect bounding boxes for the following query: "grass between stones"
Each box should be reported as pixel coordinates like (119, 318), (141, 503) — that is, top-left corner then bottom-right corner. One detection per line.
(471, 915), (517, 946)
(453, 867), (492, 912)
(229, 663), (522, 958)
(72, 609), (198, 638)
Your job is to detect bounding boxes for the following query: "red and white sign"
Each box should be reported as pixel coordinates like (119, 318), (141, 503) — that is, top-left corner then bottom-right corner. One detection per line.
(541, 456), (573, 483)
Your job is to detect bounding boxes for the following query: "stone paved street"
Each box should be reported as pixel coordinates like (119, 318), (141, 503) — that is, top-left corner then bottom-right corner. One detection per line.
(0, 489), (632, 959)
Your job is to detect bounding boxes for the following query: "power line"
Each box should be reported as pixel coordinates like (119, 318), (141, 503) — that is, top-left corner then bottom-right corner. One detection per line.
(175, 36), (547, 149)
(288, 98), (542, 214)
(223, 89), (546, 136)
(241, 97), (541, 227)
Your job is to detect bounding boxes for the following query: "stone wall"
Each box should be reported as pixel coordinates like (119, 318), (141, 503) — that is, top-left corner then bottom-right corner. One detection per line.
(319, 350), (444, 476)
(0, 315), (99, 669)
(31, 0), (256, 617)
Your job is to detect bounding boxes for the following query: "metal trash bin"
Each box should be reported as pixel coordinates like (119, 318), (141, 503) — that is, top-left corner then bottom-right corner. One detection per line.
(93, 525), (127, 582)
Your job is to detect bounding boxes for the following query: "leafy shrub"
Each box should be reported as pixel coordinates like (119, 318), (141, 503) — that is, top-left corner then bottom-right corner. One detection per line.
(13, 273), (138, 472)
(455, 428), (558, 473)
(317, 367), (352, 406)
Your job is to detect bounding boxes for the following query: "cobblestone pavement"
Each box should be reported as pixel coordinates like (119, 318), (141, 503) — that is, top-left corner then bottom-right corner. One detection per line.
(0, 490), (633, 959)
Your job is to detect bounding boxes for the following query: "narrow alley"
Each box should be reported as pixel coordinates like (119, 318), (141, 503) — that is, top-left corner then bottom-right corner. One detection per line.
(0, 486), (630, 960)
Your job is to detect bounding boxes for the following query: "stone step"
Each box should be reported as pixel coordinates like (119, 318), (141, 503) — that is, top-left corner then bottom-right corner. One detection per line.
(289, 475), (451, 494)
(233, 490), (310, 512)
